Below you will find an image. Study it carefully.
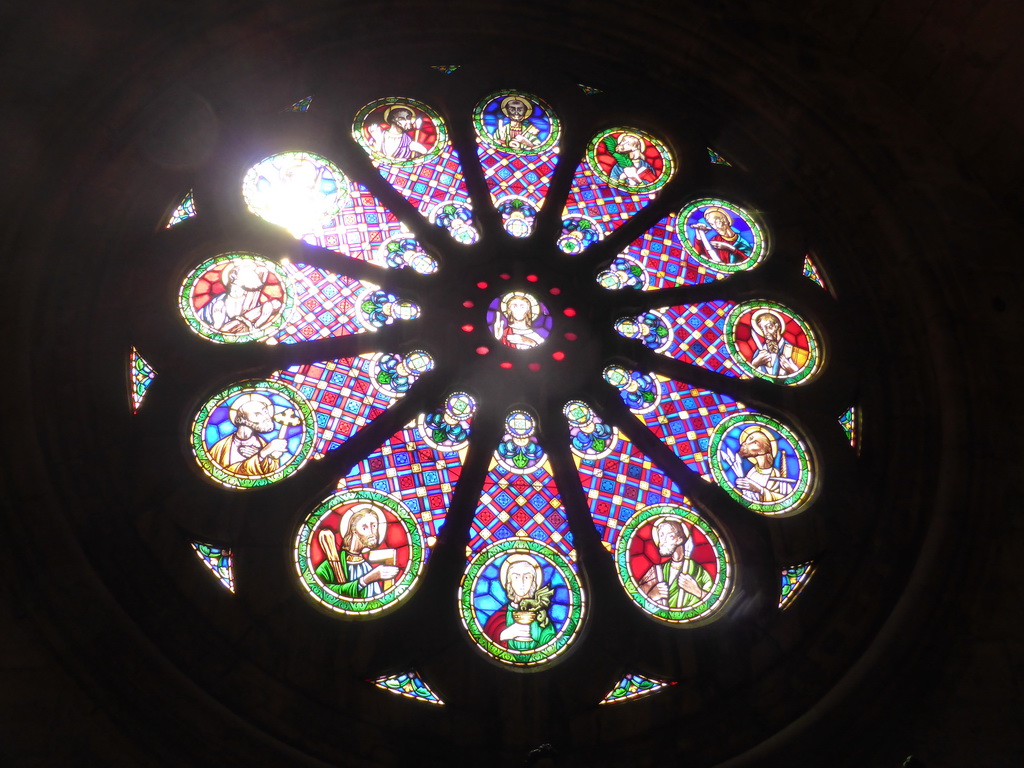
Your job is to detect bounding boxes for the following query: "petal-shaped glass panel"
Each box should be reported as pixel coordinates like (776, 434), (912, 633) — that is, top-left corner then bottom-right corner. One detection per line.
(243, 151), (437, 272)
(353, 97), (479, 244)
(473, 90), (561, 238)
(558, 127), (675, 254)
(461, 410), (584, 667)
(604, 366), (815, 515)
(566, 401), (732, 623)
(596, 198), (764, 291)
(273, 352), (433, 457)
(294, 394), (475, 618)
(337, 391), (477, 547)
(179, 255), (420, 345)
(615, 299), (821, 385)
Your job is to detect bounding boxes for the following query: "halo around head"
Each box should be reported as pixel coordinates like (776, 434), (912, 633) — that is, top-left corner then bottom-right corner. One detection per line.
(336, 501), (387, 538)
(500, 291), (540, 322)
(703, 205), (734, 225)
(499, 551), (544, 588)
(383, 103), (416, 123)
(751, 308), (787, 332)
(738, 425), (779, 459)
(228, 392), (274, 425)
(500, 94), (533, 118)
(650, 515), (691, 547)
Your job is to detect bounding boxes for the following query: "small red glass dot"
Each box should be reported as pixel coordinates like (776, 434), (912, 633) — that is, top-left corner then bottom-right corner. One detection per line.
(476, 346), (490, 355)
(563, 307), (577, 317)
(528, 363), (541, 372)
(552, 351), (566, 361)
(564, 332), (578, 341)
(461, 324), (474, 333)
(477, 281), (488, 290)
(549, 287), (561, 295)
(499, 273), (511, 280)
(500, 362), (513, 369)
(526, 274), (538, 282)
(463, 300), (474, 308)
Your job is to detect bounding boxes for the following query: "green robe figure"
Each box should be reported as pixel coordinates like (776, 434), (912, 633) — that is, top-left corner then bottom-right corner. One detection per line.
(638, 517), (713, 609)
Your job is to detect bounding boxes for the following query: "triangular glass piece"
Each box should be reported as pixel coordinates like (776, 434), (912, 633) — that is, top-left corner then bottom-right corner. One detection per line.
(604, 366), (815, 516)
(179, 254), (420, 345)
(566, 401), (732, 623)
(803, 253), (828, 290)
(166, 190), (196, 228)
(558, 127), (675, 253)
(577, 83), (602, 95)
(460, 410), (584, 667)
(128, 347), (156, 413)
(372, 671), (444, 704)
(353, 97), (479, 244)
(614, 299), (821, 385)
(430, 65), (460, 74)
(473, 90), (561, 238)
(839, 406), (858, 450)
(706, 147), (732, 166)
(288, 95), (313, 112)
(599, 672), (673, 704)
(780, 561), (816, 609)
(191, 542), (235, 592)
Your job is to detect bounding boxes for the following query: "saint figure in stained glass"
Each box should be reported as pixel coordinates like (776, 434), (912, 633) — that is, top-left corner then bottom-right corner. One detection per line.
(180, 254), (291, 343)
(296, 489), (424, 616)
(679, 198), (765, 272)
(490, 292), (550, 349)
(192, 381), (315, 489)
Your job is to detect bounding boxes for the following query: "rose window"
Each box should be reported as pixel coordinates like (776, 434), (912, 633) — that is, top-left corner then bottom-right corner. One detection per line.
(135, 79), (854, 700)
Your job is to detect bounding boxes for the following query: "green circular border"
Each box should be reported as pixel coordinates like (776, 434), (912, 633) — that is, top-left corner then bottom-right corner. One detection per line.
(676, 197), (768, 273)
(460, 539), (585, 668)
(472, 89), (561, 155)
(708, 412), (814, 515)
(352, 97), (448, 167)
(294, 488), (425, 617)
(723, 299), (822, 385)
(614, 503), (732, 624)
(586, 127), (675, 194)
(191, 379), (316, 489)
(178, 253), (294, 344)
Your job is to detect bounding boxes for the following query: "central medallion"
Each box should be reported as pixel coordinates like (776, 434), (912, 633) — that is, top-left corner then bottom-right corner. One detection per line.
(487, 291), (551, 350)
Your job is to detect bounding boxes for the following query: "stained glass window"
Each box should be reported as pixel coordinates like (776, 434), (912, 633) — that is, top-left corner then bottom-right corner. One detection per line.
(143, 77), (843, 687)
(191, 542), (235, 592)
(128, 346), (156, 413)
(839, 406), (859, 450)
(779, 562), (816, 609)
(372, 671), (444, 704)
(599, 672), (673, 704)
(803, 253), (828, 290)
(166, 189), (196, 227)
